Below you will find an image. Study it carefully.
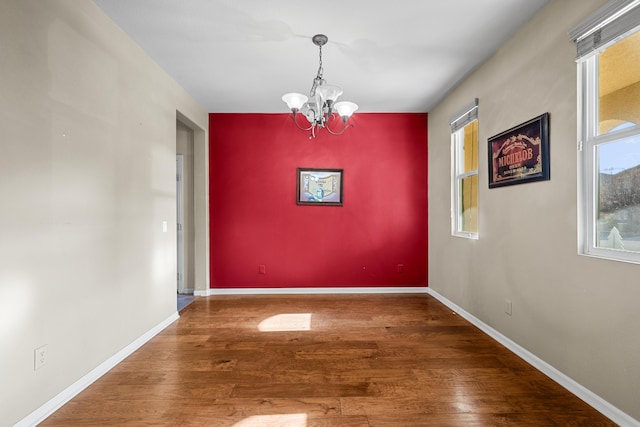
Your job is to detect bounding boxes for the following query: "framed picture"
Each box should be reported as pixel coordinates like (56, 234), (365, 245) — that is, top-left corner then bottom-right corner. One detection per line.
(488, 113), (550, 188)
(296, 168), (343, 206)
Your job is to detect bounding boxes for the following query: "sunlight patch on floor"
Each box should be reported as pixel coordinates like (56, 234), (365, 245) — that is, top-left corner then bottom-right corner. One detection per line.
(258, 313), (312, 332)
(232, 413), (307, 426)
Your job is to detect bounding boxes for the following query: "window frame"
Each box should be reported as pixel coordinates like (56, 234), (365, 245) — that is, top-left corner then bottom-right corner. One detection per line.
(578, 27), (640, 264)
(450, 99), (479, 240)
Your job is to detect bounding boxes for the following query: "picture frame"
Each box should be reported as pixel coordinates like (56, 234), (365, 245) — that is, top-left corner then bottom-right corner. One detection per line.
(296, 168), (344, 206)
(488, 113), (550, 188)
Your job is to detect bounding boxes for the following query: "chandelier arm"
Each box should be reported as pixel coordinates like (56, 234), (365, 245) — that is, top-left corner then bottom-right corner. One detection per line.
(325, 116), (351, 136)
(290, 110), (314, 132)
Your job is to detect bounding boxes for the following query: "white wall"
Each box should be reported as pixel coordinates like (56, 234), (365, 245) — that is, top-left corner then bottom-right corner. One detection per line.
(0, 0), (207, 424)
(428, 0), (640, 421)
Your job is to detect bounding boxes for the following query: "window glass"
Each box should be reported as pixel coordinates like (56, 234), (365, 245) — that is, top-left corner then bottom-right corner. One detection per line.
(453, 120), (478, 236)
(596, 131), (640, 251)
(459, 174), (478, 234)
(462, 121), (478, 173)
(598, 30), (640, 135)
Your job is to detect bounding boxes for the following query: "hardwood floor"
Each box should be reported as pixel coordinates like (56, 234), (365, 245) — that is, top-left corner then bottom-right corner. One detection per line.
(42, 294), (616, 426)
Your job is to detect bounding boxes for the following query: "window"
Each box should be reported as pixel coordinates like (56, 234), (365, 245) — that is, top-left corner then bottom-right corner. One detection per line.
(451, 99), (479, 238)
(573, 1), (640, 263)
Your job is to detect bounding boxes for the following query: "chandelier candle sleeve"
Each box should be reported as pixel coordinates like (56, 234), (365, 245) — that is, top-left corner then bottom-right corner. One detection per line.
(282, 34), (358, 138)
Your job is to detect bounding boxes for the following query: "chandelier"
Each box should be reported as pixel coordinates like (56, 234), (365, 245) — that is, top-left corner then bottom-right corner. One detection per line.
(282, 34), (358, 139)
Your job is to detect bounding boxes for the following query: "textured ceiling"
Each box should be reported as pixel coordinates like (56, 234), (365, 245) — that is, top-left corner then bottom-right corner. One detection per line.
(93, 0), (549, 113)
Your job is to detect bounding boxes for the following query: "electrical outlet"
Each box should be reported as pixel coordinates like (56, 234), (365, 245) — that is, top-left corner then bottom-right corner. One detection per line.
(34, 345), (48, 370)
(258, 265), (266, 275)
(397, 264), (405, 273)
(504, 299), (512, 316)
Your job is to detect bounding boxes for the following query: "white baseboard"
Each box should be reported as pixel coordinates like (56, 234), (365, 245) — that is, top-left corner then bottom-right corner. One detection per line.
(425, 288), (638, 427)
(15, 312), (180, 427)
(193, 288), (211, 296)
(195, 286), (428, 296)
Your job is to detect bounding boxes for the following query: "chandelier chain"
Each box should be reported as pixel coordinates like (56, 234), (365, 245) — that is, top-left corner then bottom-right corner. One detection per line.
(310, 44), (324, 97)
(317, 44), (324, 79)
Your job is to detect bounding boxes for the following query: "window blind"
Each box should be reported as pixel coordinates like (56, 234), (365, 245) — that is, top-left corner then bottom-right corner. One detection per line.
(449, 98), (478, 133)
(569, 0), (640, 59)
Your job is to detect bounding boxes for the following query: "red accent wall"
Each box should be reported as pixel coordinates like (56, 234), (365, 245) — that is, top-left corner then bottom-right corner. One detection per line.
(209, 113), (428, 288)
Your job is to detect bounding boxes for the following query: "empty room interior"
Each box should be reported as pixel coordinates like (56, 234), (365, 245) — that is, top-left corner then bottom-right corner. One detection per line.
(2, 0), (640, 426)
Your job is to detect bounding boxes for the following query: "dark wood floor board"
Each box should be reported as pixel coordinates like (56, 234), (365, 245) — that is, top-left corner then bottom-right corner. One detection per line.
(370, 354), (508, 370)
(292, 367), (419, 384)
(230, 382), (378, 399)
(367, 412), (561, 427)
(205, 397), (343, 416)
(148, 334), (211, 344)
(373, 342), (509, 360)
(43, 400), (186, 426)
(412, 366), (521, 382)
(234, 352), (376, 373)
(113, 358), (238, 373)
(69, 383), (234, 402)
(40, 294), (616, 426)
(98, 369), (273, 386)
(340, 395), (520, 416)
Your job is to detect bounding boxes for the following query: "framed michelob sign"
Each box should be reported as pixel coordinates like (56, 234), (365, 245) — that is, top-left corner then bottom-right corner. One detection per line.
(488, 113), (550, 188)
(296, 168), (343, 206)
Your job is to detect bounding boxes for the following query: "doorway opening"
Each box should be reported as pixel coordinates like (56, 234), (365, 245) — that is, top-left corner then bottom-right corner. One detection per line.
(175, 110), (210, 309)
(176, 119), (196, 310)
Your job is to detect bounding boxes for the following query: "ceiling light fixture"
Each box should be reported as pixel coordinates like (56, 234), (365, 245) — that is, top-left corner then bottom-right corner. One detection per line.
(282, 34), (358, 139)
